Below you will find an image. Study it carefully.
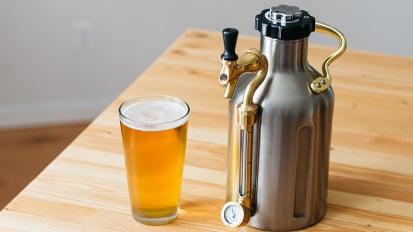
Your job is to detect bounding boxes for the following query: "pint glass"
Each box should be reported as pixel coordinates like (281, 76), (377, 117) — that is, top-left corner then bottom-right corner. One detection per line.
(119, 95), (190, 225)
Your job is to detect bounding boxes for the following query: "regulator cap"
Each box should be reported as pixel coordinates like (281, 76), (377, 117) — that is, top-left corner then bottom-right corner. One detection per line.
(255, 5), (315, 40)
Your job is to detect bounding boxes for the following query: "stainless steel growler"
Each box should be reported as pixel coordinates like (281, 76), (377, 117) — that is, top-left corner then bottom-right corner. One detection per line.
(218, 5), (346, 231)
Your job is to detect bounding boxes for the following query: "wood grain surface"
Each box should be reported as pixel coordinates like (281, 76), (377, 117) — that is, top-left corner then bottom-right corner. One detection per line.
(0, 29), (412, 231)
(0, 123), (88, 209)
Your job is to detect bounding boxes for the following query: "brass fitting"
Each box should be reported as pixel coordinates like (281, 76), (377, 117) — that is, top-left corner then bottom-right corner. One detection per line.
(219, 49), (267, 100)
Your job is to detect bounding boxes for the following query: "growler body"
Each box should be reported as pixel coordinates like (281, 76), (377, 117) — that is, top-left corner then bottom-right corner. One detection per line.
(226, 35), (334, 230)
(219, 4), (348, 230)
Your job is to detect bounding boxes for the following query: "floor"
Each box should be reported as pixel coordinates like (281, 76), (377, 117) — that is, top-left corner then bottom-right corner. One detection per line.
(0, 122), (89, 209)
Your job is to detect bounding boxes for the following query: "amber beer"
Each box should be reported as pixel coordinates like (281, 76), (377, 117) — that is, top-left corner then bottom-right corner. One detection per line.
(119, 96), (190, 225)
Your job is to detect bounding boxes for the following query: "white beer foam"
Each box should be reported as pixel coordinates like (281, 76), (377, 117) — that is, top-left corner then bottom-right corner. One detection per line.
(122, 100), (188, 131)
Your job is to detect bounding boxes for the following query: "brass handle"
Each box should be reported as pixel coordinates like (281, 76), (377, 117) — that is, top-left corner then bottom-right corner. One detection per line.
(310, 21), (347, 94)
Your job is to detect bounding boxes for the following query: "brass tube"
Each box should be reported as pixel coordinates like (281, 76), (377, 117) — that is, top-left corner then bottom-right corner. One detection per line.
(242, 50), (268, 106)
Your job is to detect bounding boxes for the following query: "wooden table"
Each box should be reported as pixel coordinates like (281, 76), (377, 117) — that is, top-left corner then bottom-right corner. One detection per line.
(1, 29), (412, 231)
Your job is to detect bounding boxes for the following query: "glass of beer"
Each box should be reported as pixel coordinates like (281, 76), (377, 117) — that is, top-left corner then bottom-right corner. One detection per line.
(119, 95), (190, 225)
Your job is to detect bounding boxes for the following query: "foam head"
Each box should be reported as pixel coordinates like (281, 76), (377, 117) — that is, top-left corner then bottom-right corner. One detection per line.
(120, 96), (189, 131)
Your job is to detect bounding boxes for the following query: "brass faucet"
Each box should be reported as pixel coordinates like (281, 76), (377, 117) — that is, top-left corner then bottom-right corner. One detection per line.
(219, 28), (268, 227)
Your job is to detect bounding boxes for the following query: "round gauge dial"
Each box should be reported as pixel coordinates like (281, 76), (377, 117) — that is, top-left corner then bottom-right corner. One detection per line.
(221, 202), (245, 227)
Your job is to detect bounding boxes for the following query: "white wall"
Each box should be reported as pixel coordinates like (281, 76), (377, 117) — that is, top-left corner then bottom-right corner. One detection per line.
(1, 0), (412, 128)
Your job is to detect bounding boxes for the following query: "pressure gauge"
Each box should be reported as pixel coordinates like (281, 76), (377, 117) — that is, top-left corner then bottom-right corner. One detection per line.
(221, 201), (250, 228)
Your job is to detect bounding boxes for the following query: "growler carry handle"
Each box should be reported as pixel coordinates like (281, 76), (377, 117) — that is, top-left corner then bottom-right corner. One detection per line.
(310, 21), (347, 94)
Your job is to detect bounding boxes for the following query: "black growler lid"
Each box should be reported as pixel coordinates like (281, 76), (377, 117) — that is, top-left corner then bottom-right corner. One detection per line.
(255, 5), (315, 40)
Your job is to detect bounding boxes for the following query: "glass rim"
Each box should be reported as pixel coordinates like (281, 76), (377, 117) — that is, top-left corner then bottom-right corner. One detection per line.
(118, 95), (190, 131)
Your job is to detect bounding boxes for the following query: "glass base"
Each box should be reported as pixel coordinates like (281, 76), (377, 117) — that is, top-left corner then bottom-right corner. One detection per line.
(132, 209), (178, 225)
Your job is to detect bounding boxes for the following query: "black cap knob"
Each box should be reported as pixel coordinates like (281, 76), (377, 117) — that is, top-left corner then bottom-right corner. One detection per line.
(255, 5), (315, 40)
(221, 28), (238, 61)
